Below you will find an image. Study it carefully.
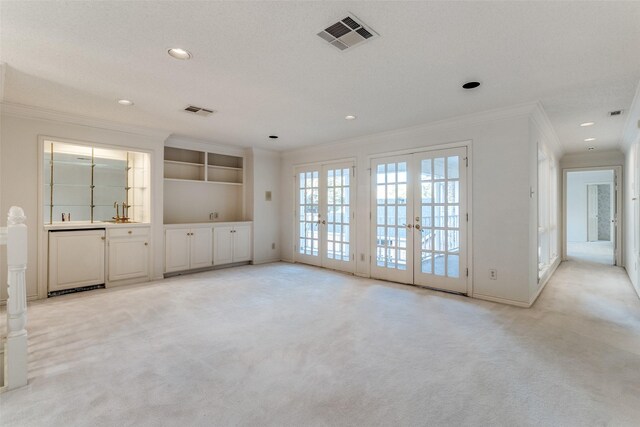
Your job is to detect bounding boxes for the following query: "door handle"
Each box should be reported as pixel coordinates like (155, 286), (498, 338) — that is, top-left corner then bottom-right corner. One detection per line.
(415, 224), (421, 230)
(405, 224), (413, 229)
(322, 220), (326, 225)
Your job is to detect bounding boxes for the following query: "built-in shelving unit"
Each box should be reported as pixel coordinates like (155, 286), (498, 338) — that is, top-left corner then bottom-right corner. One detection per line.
(163, 146), (245, 224)
(164, 147), (243, 185)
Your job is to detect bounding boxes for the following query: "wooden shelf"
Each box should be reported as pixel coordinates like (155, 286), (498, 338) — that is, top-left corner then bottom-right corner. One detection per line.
(165, 178), (242, 186)
(165, 160), (205, 167)
(207, 165), (242, 171)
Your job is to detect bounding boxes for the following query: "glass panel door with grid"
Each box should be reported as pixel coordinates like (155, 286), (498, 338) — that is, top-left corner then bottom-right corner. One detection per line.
(370, 148), (468, 293)
(322, 162), (355, 272)
(295, 162), (355, 272)
(370, 155), (413, 284)
(413, 148), (467, 293)
(295, 167), (321, 266)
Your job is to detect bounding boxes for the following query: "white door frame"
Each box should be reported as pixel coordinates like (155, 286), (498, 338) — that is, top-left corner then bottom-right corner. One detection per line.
(368, 139), (473, 295)
(562, 166), (622, 265)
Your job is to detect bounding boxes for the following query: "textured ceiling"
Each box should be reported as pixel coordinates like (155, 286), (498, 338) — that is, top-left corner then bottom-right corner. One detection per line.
(1, 1), (639, 153)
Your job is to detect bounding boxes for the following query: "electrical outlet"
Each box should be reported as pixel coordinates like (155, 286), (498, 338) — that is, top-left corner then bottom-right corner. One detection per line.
(489, 269), (497, 280)
(271, 242), (276, 250)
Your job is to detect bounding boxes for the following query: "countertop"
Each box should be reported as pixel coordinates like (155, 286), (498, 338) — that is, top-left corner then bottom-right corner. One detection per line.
(163, 221), (252, 228)
(44, 221), (151, 230)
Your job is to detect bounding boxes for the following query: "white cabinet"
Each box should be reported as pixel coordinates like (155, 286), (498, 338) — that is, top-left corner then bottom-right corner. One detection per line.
(107, 227), (150, 282)
(213, 226), (234, 265)
(165, 226), (212, 273)
(48, 229), (105, 292)
(214, 224), (252, 265)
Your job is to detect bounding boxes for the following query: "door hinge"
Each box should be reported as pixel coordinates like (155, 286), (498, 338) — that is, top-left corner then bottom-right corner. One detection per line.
(466, 268), (469, 277)
(368, 168), (372, 176)
(370, 255), (372, 263)
(466, 213), (469, 222)
(352, 254), (354, 261)
(294, 244), (297, 251)
(465, 157), (468, 167)
(352, 166), (356, 177)
(369, 211), (372, 219)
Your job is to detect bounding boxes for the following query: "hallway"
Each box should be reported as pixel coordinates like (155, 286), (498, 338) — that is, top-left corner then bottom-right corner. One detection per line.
(1, 261), (639, 426)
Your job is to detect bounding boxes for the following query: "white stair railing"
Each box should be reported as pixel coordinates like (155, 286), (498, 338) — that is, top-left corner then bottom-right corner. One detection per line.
(1, 206), (28, 391)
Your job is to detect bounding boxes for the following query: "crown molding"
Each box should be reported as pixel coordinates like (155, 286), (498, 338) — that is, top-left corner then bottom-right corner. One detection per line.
(0, 101), (171, 140)
(621, 79), (640, 151)
(283, 101), (542, 156)
(531, 101), (564, 157)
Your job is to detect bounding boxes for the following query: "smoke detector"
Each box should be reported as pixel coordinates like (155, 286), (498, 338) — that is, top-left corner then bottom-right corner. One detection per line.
(184, 105), (215, 117)
(317, 14), (378, 51)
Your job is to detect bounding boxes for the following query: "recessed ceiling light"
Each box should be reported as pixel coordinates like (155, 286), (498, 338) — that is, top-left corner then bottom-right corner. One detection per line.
(117, 99), (134, 106)
(345, 115), (357, 120)
(584, 138), (596, 142)
(587, 147), (595, 151)
(580, 122), (595, 127)
(168, 48), (192, 60)
(462, 81), (481, 89)
(269, 135), (278, 139)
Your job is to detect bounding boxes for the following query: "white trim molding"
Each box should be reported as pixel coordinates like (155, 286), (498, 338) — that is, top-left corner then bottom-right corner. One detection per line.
(0, 101), (171, 140)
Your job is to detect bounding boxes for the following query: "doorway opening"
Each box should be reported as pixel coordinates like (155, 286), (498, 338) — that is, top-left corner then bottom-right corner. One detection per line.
(564, 168), (620, 265)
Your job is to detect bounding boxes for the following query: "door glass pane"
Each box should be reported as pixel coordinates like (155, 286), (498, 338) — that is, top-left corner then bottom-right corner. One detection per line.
(375, 160), (408, 270)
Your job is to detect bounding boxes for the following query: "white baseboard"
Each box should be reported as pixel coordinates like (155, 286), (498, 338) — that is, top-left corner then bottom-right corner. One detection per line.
(529, 257), (561, 306)
(251, 258), (282, 265)
(472, 293), (530, 308)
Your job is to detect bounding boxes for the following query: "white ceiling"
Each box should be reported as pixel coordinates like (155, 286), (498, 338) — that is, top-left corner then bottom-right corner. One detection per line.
(1, 1), (639, 153)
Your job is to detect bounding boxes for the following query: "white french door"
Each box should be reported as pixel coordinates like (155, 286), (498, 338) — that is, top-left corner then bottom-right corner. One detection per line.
(295, 161), (355, 273)
(371, 147), (468, 293)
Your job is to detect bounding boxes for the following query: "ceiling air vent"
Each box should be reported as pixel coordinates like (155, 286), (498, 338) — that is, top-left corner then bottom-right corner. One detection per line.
(317, 14), (378, 51)
(608, 110), (623, 117)
(184, 105), (215, 117)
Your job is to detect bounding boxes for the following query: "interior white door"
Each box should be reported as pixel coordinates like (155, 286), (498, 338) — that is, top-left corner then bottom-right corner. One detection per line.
(370, 155), (413, 283)
(370, 147), (468, 293)
(321, 163), (355, 272)
(190, 227), (213, 269)
(413, 148), (467, 293)
(587, 184), (599, 242)
(295, 166), (322, 266)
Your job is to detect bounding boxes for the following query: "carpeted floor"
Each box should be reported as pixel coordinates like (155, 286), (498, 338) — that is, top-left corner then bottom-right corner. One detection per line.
(1, 260), (639, 426)
(567, 241), (614, 265)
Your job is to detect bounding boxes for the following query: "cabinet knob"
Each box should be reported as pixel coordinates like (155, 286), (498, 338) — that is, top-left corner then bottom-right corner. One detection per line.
(144, 242), (148, 246)
(128, 230), (132, 234)
(101, 236), (106, 240)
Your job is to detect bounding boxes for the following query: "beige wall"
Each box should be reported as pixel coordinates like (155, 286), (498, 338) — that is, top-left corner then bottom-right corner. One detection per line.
(280, 104), (543, 305)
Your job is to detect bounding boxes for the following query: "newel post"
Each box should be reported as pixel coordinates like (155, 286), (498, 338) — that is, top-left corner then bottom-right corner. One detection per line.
(5, 206), (28, 390)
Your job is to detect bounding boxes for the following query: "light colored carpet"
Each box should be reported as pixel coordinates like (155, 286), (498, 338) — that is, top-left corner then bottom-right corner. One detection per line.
(567, 241), (614, 265)
(1, 261), (639, 426)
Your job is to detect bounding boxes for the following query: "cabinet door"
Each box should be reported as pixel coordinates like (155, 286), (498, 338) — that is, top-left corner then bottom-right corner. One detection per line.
(190, 227), (213, 269)
(213, 226), (234, 265)
(49, 230), (105, 291)
(108, 238), (149, 281)
(165, 228), (191, 273)
(232, 225), (252, 262)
